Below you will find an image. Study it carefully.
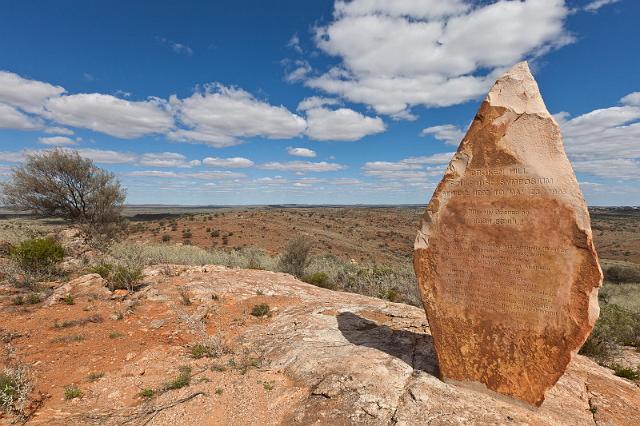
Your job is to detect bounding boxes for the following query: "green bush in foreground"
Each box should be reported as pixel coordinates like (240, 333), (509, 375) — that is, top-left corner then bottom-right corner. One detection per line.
(164, 366), (191, 390)
(251, 303), (270, 317)
(63, 384), (82, 400)
(612, 364), (640, 380)
(110, 265), (144, 291)
(0, 367), (30, 415)
(10, 238), (64, 273)
(580, 304), (640, 363)
(303, 272), (335, 289)
(278, 236), (312, 278)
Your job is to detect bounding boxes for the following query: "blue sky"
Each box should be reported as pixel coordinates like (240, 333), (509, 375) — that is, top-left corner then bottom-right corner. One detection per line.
(0, 0), (638, 205)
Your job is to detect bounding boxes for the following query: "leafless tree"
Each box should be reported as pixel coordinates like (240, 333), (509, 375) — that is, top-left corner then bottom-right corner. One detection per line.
(1, 149), (126, 227)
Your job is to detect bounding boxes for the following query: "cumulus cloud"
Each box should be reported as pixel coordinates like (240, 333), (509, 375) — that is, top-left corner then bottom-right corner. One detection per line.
(0, 70), (65, 113)
(558, 92), (640, 180)
(44, 126), (74, 135)
(305, 107), (385, 141)
(297, 96), (340, 111)
(126, 170), (245, 180)
(287, 147), (317, 158)
(621, 92), (640, 106)
(361, 152), (453, 183)
(0, 148), (138, 164)
(420, 124), (465, 145)
(284, 60), (312, 83)
(307, 0), (572, 117)
(44, 93), (173, 138)
(170, 84), (306, 147)
(584, 0), (620, 12)
(140, 152), (200, 168)
(37, 136), (77, 146)
(0, 103), (42, 130)
(259, 161), (346, 172)
(202, 157), (255, 168)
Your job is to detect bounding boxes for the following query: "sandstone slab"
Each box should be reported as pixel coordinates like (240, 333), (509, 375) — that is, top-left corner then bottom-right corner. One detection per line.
(413, 62), (602, 406)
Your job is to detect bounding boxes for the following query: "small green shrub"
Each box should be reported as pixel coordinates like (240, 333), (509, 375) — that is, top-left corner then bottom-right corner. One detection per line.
(0, 367), (30, 415)
(603, 263), (640, 283)
(90, 263), (113, 279)
(182, 231), (192, 239)
(10, 238), (64, 273)
(63, 384), (82, 400)
(189, 344), (209, 359)
(110, 264), (143, 291)
(612, 364), (639, 380)
(139, 388), (154, 399)
(303, 272), (334, 289)
(379, 288), (401, 303)
(108, 331), (124, 339)
(27, 293), (41, 305)
(11, 296), (24, 306)
(278, 236), (313, 278)
(164, 366), (191, 390)
(215, 387), (223, 395)
(62, 294), (75, 305)
(87, 372), (104, 382)
(161, 234), (171, 242)
(581, 304), (640, 363)
(251, 303), (270, 317)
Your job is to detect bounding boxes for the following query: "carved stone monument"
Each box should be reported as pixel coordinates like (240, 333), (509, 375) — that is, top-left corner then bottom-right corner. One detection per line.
(413, 62), (602, 406)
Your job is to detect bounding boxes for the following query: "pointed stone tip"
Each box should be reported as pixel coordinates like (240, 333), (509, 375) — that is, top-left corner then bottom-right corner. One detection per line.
(486, 60), (548, 115)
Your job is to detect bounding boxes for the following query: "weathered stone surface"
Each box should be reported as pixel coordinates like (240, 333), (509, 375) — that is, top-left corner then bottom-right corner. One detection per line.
(413, 61), (603, 406)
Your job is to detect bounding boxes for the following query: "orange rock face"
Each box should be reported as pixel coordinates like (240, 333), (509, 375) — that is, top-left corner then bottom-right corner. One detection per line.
(413, 62), (602, 406)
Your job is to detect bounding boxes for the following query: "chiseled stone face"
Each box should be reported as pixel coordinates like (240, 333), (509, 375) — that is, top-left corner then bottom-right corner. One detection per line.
(413, 61), (602, 406)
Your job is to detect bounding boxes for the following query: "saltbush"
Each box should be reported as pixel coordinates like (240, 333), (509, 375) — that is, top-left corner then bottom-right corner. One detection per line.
(303, 272), (335, 289)
(10, 238), (64, 273)
(278, 236), (312, 278)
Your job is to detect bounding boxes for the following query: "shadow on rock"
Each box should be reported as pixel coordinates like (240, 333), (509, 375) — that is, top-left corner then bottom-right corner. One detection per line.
(337, 312), (439, 376)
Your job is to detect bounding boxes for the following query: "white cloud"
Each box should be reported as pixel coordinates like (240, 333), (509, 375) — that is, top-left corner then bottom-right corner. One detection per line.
(287, 147), (317, 158)
(170, 84), (306, 147)
(126, 170), (245, 180)
(297, 96), (340, 111)
(284, 60), (312, 83)
(420, 124), (465, 145)
(37, 136), (77, 146)
(44, 126), (74, 135)
(558, 92), (640, 181)
(307, 0), (572, 117)
(202, 157), (255, 168)
(584, 0), (620, 12)
(621, 92), (640, 106)
(305, 107), (385, 141)
(0, 103), (42, 130)
(75, 148), (139, 164)
(334, 0), (470, 19)
(140, 152), (200, 168)
(45, 93), (174, 138)
(0, 70), (65, 113)
(158, 37), (194, 56)
(402, 152), (456, 165)
(361, 152), (453, 182)
(259, 161), (346, 172)
(288, 34), (303, 53)
(0, 148), (138, 164)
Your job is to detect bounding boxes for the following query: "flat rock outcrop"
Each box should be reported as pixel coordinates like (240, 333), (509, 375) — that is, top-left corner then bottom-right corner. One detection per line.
(2, 265), (634, 425)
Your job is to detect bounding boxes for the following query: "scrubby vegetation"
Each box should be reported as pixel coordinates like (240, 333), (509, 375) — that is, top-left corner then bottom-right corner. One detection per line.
(0, 150), (126, 242)
(278, 235), (312, 278)
(9, 238), (64, 273)
(0, 367), (31, 416)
